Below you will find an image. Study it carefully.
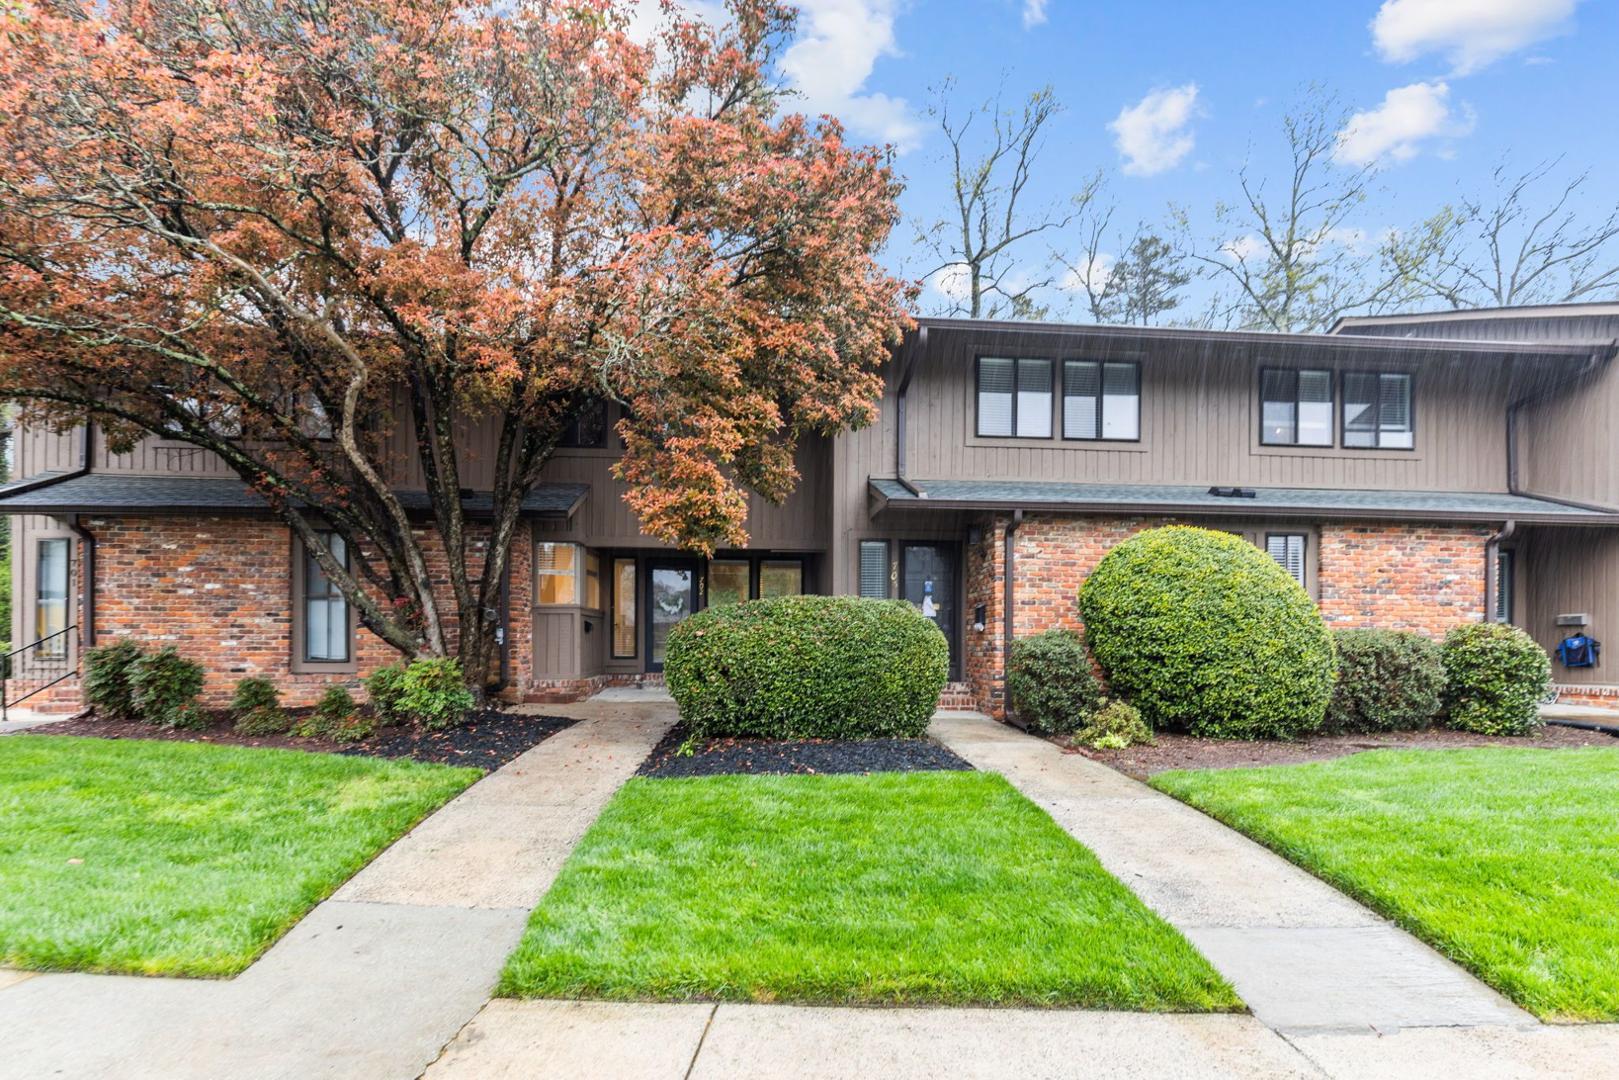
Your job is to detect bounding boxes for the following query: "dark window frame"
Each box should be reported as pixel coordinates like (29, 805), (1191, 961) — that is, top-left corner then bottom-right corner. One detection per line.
(858, 539), (891, 599)
(558, 398), (610, 449)
(1340, 370), (1416, 452)
(610, 556), (638, 659)
(1495, 548), (1515, 624)
(1264, 531), (1309, 590)
(1061, 359), (1142, 443)
(1259, 366), (1336, 447)
(975, 355), (1055, 440)
(35, 536), (71, 657)
(291, 530), (356, 672)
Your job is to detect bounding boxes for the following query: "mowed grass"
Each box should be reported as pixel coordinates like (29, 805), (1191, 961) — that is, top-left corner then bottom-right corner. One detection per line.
(0, 735), (478, 977)
(1152, 747), (1619, 1021)
(498, 770), (1239, 1009)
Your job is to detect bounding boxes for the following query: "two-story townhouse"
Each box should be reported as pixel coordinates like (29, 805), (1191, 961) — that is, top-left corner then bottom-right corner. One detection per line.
(4, 303), (1617, 717)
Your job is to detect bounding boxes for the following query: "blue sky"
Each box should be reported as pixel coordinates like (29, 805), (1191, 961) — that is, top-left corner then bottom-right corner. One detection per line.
(750, 0), (1619, 317)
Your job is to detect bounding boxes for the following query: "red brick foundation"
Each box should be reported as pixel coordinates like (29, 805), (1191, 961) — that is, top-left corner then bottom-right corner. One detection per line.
(963, 513), (1493, 718)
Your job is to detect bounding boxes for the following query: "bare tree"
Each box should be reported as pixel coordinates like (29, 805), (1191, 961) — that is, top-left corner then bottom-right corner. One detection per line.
(917, 81), (1100, 318)
(1384, 160), (1619, 309)
(1065, 221), (1191, 326)
(1186, 92), (1410, 332)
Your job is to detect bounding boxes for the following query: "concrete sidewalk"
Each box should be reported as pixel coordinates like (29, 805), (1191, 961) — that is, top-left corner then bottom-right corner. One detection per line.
(0, 706), (672, 1080)
(929, 711), (1532, 1036)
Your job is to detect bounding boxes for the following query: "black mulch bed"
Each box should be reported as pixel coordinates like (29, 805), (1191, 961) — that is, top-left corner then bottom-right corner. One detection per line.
(25, 708), (579, 772)
(638, 724), (975, 778)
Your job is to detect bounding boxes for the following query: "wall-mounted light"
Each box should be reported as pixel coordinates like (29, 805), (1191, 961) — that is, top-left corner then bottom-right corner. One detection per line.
(973, 604), (987, 632)
(967, 526), (984, 545)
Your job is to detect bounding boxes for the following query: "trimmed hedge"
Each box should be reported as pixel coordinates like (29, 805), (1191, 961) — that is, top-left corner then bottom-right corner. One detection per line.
(1324, 629), (1446, 734)
(1079, 526), (1335, 740)
(231, 676), (290, 736)
(1441, 623), (1551, 736)
(665, 595), (949, 739)
(84, 639), (144, 720)
(129, 647), (207, 730)
(1006, 629), (1101, 735)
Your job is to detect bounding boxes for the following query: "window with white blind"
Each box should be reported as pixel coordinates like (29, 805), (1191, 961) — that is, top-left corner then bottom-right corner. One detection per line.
(1260, 368), (1334, 446)
(1265, 533), (1307, 588)
(1342, 372), (1414, 449)
(1063, 361), (1140, 441)
(977, 357), (1052, 438)
(36, 537), (70, 656)
(1495, 549), (1515, 623)
(858, 540), (890, 598)
(301, 532), (351, 664)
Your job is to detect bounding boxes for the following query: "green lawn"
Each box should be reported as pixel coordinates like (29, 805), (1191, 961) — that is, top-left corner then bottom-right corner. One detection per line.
(1152, 747), (1619, 1021)
(0, 735), (477, 977)
(498, 770), (1238, 1010)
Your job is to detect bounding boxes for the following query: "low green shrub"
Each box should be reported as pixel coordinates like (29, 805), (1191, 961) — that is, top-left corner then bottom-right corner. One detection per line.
(84, 639), (144, 719)
(1324, 629), (1446, 734)
(128, 647), (206, 729)
(294, 685), (370, 740)
(1075, 699), (1153, 750)
(398, 658), (476, 731)
(230, 677), (290, 736)
(665, 595), (949, 739)
(364, 663), (409, 726)
(1080, 526), (1335, 740)
(1442, 623), (1551, 736)
(1006, 629), (1101, 735)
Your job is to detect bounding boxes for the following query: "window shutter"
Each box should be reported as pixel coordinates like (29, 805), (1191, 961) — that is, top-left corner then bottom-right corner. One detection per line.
(858, 541), (889, 599)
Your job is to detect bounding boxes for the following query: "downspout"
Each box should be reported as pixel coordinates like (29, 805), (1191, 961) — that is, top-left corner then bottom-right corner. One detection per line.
(1483, 519), (1516, 625)
(65, 422), (96, 647)
(1002, 508), (1024, 720)
(495, 544), (511, 692)
(894, 325), (925, 498)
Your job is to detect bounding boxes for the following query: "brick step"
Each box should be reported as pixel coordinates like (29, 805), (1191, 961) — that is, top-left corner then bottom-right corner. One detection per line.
(936, 681), (978, 710)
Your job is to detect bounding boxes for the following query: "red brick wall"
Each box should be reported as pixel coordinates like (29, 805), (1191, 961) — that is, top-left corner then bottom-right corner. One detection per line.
(963, 512), (1492, 718)
(74, 515), (535, 708)
(1317, 522), (1490, 635)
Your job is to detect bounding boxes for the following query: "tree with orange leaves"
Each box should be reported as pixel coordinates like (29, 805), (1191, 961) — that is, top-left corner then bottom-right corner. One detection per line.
(0, 0), (911, 691)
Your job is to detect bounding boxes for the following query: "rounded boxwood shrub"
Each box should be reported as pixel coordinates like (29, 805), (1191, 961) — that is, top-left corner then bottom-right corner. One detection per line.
(1079, 525), (1335, 740)
(665, 595), (949, 739)
(1075, 699), (1153, 750)
(1441, 623), (1551, 736)
(1006, 629), (1101, 735)
(84, 639), (144, 719)
(363, 663), (409, 726)
(1324, 629), (1445, 734)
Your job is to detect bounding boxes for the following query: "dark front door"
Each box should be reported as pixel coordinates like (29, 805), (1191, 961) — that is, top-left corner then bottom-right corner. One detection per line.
(901, 543), (959, 679)
(646, 559), (700, 672)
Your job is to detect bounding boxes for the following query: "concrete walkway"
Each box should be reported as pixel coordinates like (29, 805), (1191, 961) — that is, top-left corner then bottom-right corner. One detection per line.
(929, 711), (1532, 1037)
(0, 703), (671, 1080)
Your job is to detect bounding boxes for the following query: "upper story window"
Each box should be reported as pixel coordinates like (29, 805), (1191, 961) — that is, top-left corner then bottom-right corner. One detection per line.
(559, 398), (609, 449)
(1343, 372), (1414, 449)
(1064, 361), (1140, 441)
(1260, 368), (1334, 447)
(977, 357), (1052, 438)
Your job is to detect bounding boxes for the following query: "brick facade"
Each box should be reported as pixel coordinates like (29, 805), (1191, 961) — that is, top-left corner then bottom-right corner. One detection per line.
(963, 512), (1492, 718)
(61, 514), (537, 708)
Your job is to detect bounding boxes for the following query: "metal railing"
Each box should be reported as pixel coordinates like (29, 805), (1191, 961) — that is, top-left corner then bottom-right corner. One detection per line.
(2, 626), (78, 720)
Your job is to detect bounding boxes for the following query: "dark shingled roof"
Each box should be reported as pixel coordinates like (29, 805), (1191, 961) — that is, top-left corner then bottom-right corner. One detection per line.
(0, 473), (589, 518)
(869, 478), (1619, 525)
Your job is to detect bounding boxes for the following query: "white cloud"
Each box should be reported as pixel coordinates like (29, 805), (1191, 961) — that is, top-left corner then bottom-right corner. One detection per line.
(932, 263), (973, 303)
(1371, 0), (1578, 75)
(1334, 81), (1475, 167)
(1059, 253), (1113, 296)
(1108, 84), (1200, 177)
(780, 0), (922, 151)
(1221, 234), (1265, 263)
(1022, 0), (1049, 29)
